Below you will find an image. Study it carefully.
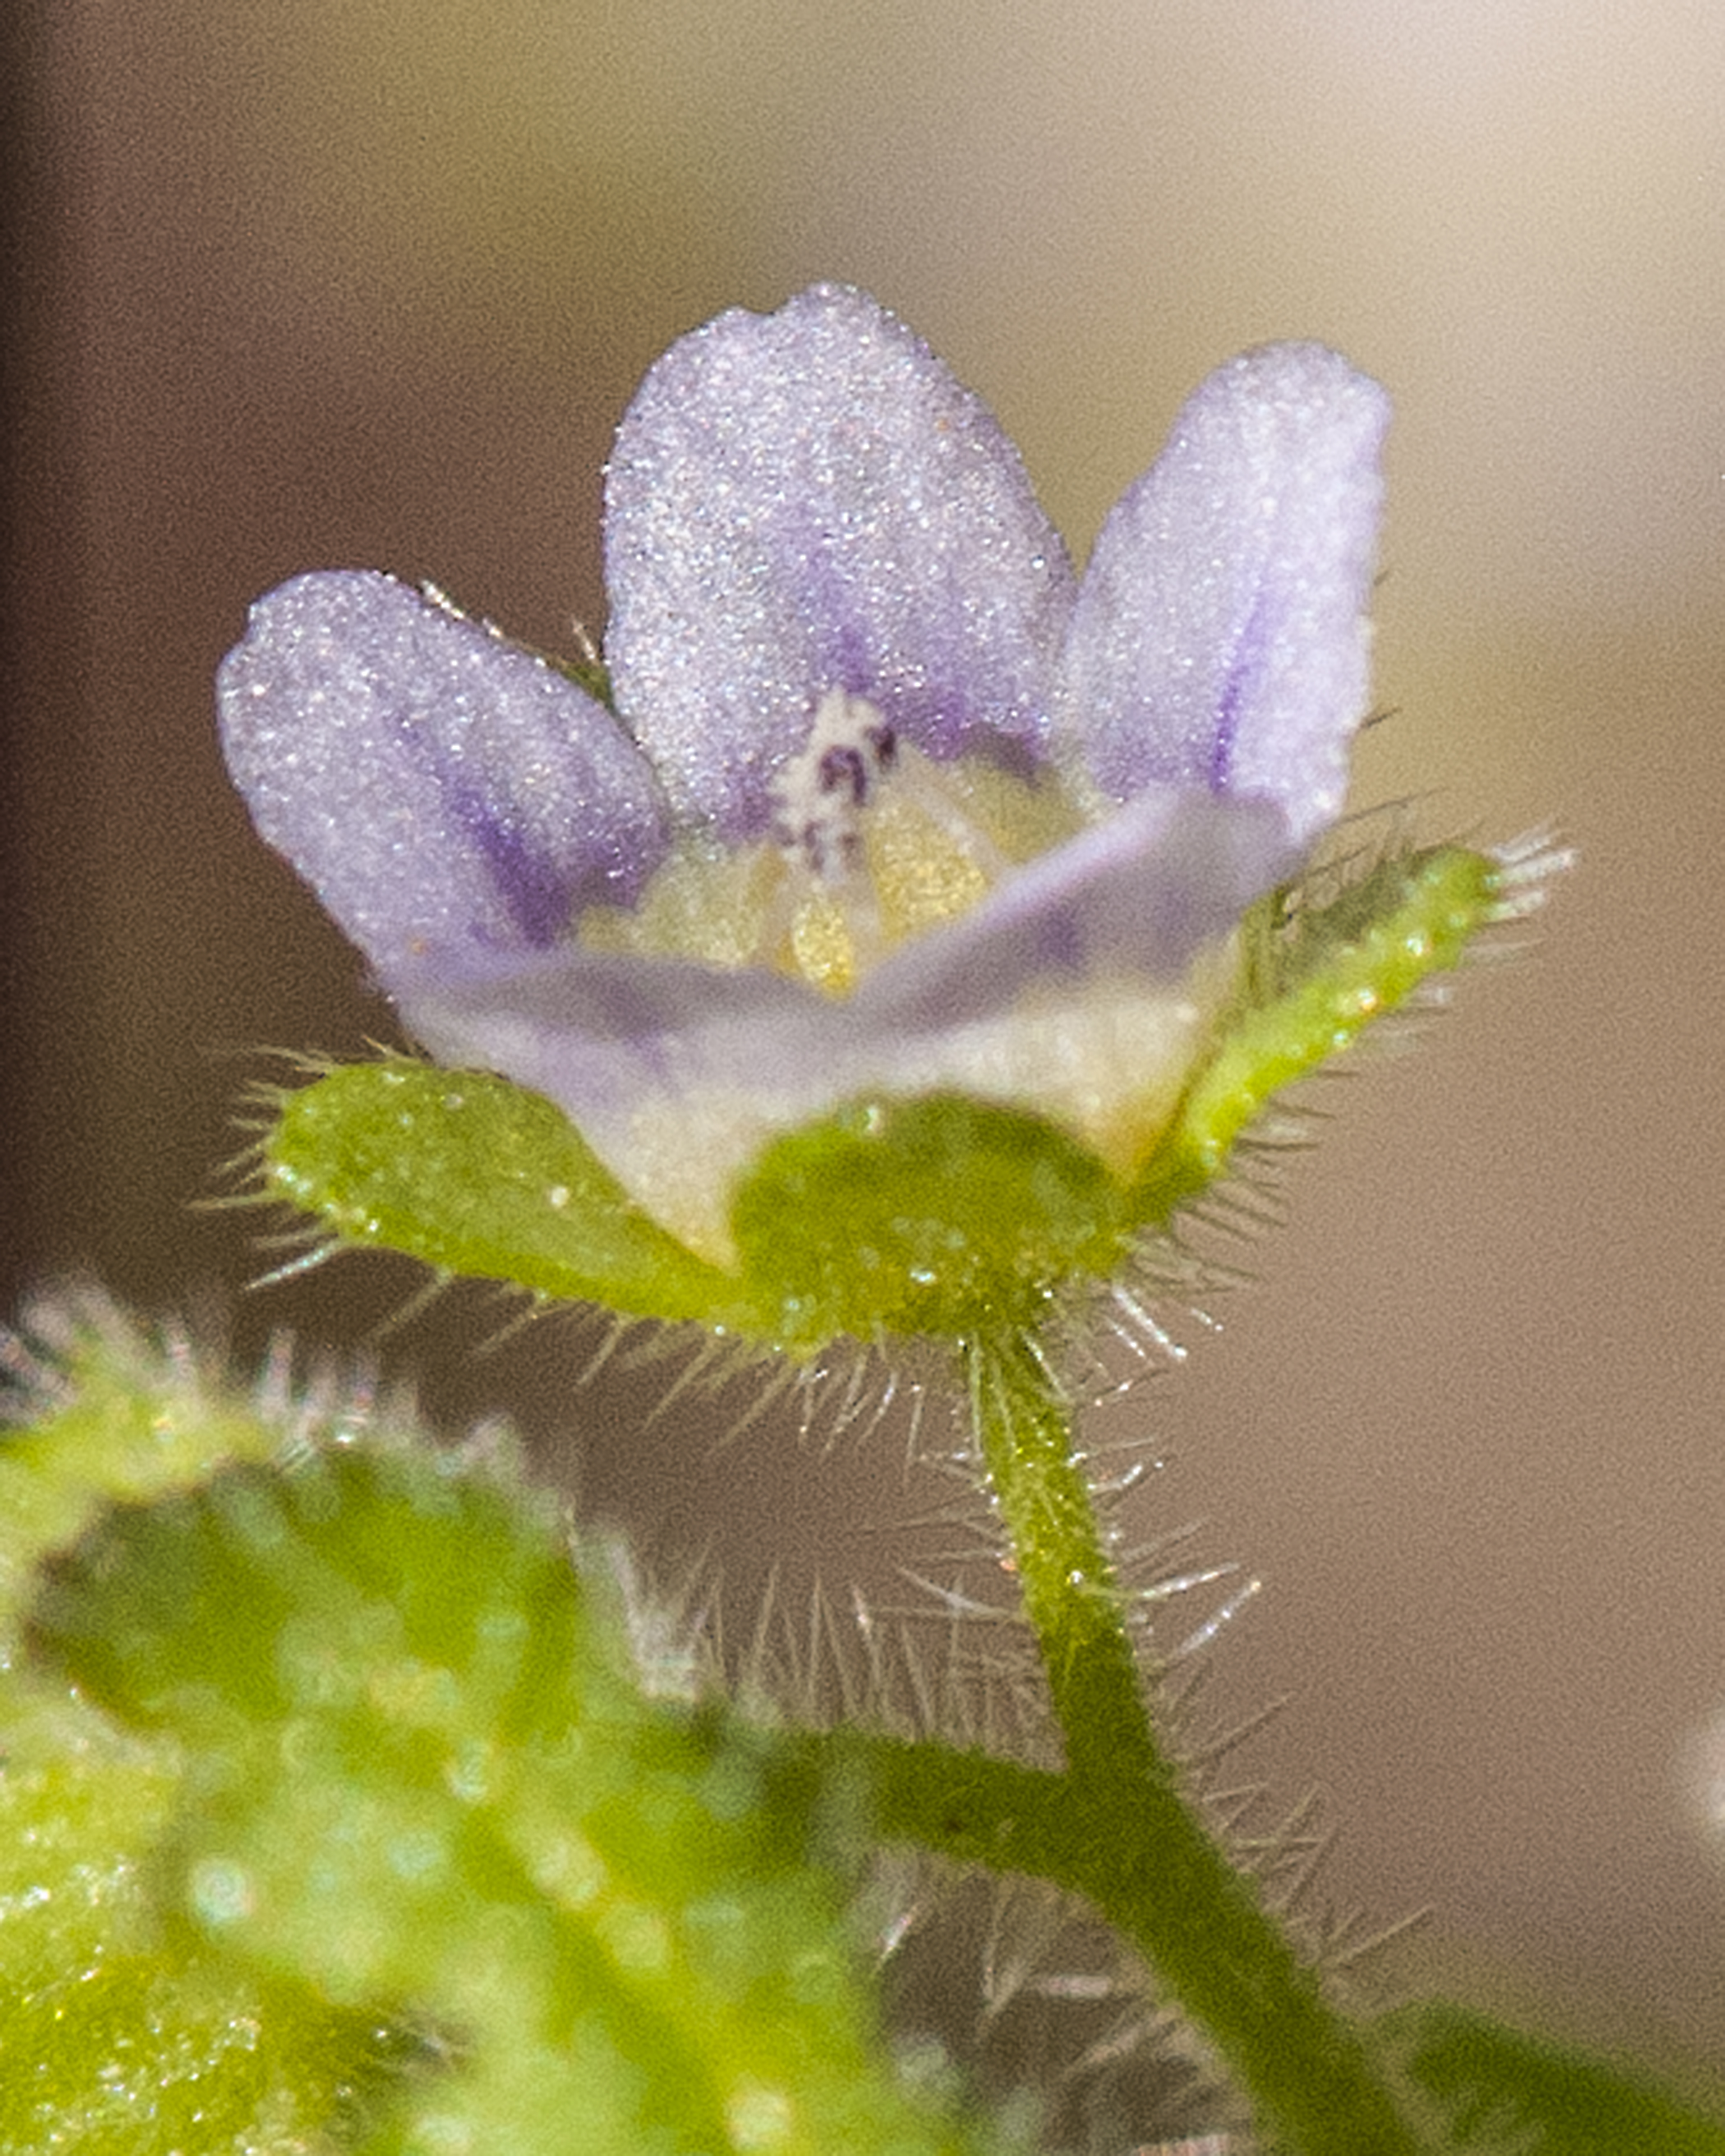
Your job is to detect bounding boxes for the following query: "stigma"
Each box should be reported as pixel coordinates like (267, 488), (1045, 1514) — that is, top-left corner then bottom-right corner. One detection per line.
(770, 688), (900, 885)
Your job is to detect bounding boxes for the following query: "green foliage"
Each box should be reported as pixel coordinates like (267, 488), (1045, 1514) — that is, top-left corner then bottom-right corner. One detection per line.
(17, 821), (1648, 2155)
(0, 1301), (284, 1631)
(5, 830), (1719, 2154)
(19, 1428), (999, 2156)
(0, 1303), (417, 2152)
(1383, 2000), (1725, 2154)
(0, 1742), (410, 2155)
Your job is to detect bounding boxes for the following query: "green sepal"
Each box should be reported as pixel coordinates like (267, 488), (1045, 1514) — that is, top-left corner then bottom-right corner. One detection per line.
(26, 1445), (1002, 2156)
(728, 1093), (1131, 1351)
(547, 651), (614, 708)
(262, 1063), (1127, 1354)
(1380, 1998), (1725, 2153)
(256, 844), (1507, 1353)
(1130, 843), (1502, 1225)
(264, 1060), (759, 1327)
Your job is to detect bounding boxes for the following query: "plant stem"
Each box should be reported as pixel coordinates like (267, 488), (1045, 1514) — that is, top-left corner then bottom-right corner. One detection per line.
(963, 1327), (1429, 2156)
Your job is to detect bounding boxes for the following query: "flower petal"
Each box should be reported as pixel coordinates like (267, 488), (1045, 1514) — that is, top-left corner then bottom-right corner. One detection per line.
(856, 784), (1292, 1033)
(391, 788), (1292, 1263)
(1059, 343), (1389, 844)
(603, 284), (1076, 840)
(218, 572), (669, 972)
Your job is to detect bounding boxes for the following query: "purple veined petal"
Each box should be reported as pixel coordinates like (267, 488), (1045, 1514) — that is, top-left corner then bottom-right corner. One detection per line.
(218, 571), (670, 974)
(1059, 343), (1390, 846)
(852, 783), (1294, 1033)
(834, 787), (1298, 1178)
(392, 786), (1295, 1260)
(603, 283), (1077, 843)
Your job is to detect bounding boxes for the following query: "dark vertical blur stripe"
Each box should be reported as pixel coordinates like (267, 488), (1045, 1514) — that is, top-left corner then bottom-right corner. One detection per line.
(2, 0), (63, 1312)
(5, 7), (130, 1314)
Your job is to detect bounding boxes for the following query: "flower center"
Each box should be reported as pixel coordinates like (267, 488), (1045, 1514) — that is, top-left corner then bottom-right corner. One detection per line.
(579, 690), (1089, 996)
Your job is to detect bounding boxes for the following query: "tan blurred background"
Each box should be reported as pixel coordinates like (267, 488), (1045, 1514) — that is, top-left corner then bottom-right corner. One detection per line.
(9, 0), (1725, 2084)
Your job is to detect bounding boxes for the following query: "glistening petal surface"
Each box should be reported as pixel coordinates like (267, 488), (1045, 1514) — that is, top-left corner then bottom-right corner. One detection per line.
(603, 284), (1077, 840)
(218, 572), (669, 970)
(1059, 342), (1389, 844)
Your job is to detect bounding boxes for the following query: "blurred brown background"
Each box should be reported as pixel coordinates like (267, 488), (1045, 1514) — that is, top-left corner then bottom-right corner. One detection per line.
(8, 0), (1725, 2082)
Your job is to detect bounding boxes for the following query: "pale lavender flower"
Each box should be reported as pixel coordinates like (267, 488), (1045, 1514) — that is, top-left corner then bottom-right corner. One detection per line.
(219, 285), (1388, 1262)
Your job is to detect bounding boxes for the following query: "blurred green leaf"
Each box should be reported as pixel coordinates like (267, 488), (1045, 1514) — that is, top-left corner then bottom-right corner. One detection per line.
(0, 1299), (419, 2152)
(27, 1443), (1006, 2156)
(1383, 1998), (1725, 2153)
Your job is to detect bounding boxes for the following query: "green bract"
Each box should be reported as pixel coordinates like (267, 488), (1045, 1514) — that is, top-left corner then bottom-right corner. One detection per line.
(259, 843), (1508, 1350)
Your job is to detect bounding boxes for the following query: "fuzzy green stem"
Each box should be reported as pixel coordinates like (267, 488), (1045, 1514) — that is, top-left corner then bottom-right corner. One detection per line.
(963, 1328), (1430, 2156)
